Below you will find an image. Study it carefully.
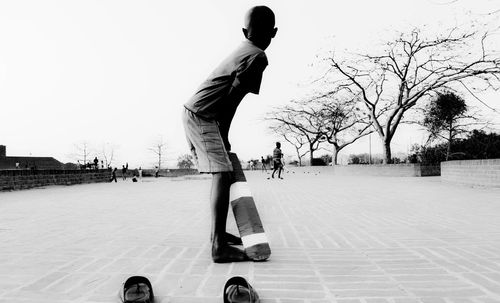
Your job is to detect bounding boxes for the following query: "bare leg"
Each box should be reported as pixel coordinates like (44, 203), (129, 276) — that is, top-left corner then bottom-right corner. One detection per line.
(210, 172), (248, 263)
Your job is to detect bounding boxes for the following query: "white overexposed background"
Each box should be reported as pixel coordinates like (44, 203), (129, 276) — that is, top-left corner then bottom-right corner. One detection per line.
(1, 0), (499, 168)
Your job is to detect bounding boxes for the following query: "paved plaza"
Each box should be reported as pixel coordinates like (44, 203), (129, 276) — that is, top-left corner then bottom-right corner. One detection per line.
(1, 170), (500, 303)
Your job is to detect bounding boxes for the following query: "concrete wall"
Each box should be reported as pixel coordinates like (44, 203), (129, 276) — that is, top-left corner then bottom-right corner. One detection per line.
(290, 163), (440, 177)
(134, 168), (198, 177)
(0, 169), (110, 191)
(441, 159), (500, 187)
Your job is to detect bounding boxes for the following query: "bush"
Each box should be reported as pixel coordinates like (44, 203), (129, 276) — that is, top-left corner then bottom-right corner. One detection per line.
(408, 130), (500, 165)
(320, 154), (332, 165)
(348, 153), (383, 164)
(311, 158), (327, 166)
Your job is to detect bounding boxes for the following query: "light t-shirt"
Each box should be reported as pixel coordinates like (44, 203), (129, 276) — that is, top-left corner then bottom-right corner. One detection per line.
(184, 40), (268, 121)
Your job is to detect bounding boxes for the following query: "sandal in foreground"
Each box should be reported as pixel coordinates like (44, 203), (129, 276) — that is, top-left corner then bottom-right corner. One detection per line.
(119, 276), (154, 303)
(223, 276), (259, 303)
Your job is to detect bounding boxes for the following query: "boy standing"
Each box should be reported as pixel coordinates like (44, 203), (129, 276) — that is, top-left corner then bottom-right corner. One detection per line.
(183, 6), (277, 263)
(271, 142), (283, 179)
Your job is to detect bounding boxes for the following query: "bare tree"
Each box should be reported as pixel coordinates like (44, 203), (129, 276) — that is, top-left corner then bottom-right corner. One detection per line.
(271, 123), (309, 166)
(267, 100), (326, 165)
(73, 141), (92, 165)
(267, 93), (375, 165)
(101, 143), (116, 168)
(325, 27), (500, 163)
(314, 95), (374, 164)
(149, 136), (166, 170)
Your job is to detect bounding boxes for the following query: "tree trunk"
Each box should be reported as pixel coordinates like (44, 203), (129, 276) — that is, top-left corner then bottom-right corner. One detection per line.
(295, 147), (302, 167)
(332, 150), (338, 165)
(383, 139), (392, 164)
(446, 122), (452, 161)
(332, 145), (338, 165)
(309, 145), (315, 166)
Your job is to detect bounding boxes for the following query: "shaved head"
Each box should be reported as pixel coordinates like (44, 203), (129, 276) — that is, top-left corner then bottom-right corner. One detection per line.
(244, 6), (275, 32)
(242, 6), (277, 50)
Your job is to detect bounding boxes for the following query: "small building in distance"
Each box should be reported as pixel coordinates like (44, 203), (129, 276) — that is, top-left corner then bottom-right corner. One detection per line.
(0, 145), (64, 170)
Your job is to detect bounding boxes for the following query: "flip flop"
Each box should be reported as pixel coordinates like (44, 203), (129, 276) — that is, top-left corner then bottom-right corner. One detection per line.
(223, 276), (259, 303)
(119, 276), (154, 303)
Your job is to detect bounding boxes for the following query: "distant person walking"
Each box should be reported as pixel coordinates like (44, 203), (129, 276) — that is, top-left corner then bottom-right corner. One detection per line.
(271, 142), (283, 179)
(154, 166), (159, 178)
(110, 167), (117, 182)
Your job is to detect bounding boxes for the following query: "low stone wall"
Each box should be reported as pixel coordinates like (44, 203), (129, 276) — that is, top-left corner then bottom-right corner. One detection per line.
(441, 159), (500, 187)
(140, 168), (198, 177)
(0, 169), (110, 191)
(290, 163), (440, 177)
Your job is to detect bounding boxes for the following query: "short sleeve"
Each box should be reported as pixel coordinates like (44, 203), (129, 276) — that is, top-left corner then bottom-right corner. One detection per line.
(234, 53), (268, 94)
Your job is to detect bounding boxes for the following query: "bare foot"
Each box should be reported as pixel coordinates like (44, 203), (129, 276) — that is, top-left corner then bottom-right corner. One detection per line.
(212, 244), (249, 263)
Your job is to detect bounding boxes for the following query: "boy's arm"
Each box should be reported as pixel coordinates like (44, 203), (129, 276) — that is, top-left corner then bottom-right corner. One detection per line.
(218, 85), (247, 151)
(234, 53), (268, 95)
(219, 53), (268, 151)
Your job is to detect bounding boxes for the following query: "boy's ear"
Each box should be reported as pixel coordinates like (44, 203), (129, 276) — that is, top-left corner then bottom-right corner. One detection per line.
(242, 28), (249, 39)
(272, 27), (278, 38)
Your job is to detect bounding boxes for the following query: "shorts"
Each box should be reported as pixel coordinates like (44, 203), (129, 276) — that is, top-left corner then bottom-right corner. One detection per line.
(273, 159), (282, 170)
(182, 107), (233, 173)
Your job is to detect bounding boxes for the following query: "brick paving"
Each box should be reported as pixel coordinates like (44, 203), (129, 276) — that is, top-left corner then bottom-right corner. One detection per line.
(0, 170), (500, 303)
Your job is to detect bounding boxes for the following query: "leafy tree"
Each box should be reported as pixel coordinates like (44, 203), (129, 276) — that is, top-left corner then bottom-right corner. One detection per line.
(423, 92), (475, 160)
(177, 154), (194, 169)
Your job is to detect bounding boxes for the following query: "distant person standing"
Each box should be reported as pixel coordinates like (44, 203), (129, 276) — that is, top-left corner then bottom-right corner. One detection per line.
(138, 166), (143, 181)
(122, 165), (127, 180)
(154, 166), (159, 178)
(110, 167), (117, 182)
(93, 157), (99, 170)
(271, 142), (283, 179)
(261, 156), (267, 172)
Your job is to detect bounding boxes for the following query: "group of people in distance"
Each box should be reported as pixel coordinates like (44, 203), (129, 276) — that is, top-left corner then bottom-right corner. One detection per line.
(251, 141), (284, 180)
(259, 142), (285, 179)
(110, 163), (144, 183)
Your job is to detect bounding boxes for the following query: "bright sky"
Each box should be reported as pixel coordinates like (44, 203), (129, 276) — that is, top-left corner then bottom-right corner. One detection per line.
(1, 0), (499, 168)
